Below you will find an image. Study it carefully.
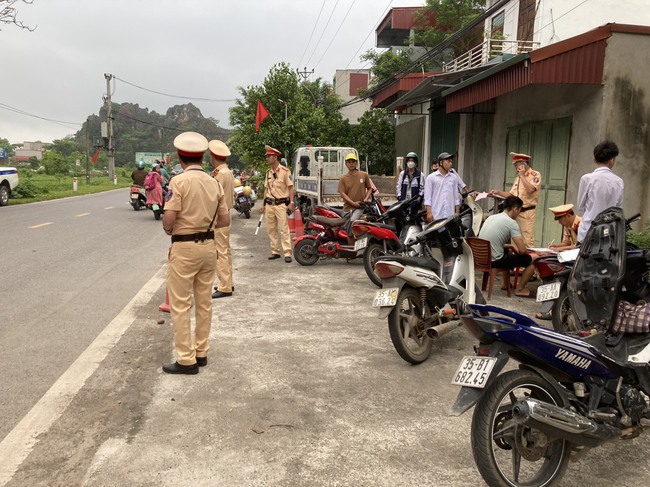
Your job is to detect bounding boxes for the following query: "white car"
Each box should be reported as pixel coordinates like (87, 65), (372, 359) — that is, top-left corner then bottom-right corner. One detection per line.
(0, 166), (19, 206)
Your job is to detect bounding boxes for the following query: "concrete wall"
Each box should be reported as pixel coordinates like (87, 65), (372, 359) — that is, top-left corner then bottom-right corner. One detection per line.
(333, 70), (372, 124)
(601, 32), (650, 225)
(458, 84), (603, 202)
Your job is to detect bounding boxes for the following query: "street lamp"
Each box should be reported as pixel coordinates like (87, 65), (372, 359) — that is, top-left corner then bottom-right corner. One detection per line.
(277, 98), (288, 122)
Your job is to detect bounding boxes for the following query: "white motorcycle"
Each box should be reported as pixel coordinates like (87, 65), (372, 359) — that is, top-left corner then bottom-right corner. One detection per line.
(371, 209), (485, 364)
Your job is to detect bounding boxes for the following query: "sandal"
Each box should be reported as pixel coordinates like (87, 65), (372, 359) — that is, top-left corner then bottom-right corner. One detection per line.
(535, 311), (552, 320)
(514, 289), (534, 298)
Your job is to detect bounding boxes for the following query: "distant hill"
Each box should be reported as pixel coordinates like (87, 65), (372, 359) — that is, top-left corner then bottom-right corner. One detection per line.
(74, 102), (231, 166)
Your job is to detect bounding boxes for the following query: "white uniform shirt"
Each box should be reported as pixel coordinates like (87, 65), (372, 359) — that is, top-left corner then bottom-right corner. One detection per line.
(423, 170), (461, 220)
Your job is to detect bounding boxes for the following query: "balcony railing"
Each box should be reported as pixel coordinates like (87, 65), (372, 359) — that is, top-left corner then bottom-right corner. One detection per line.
(442, 38), (540, 73)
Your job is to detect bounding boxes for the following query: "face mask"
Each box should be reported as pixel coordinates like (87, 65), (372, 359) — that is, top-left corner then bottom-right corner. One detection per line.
(407, 162), (416, 169)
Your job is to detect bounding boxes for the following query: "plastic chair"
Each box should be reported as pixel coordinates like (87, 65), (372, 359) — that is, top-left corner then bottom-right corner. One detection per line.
(466, 237), (512, 300)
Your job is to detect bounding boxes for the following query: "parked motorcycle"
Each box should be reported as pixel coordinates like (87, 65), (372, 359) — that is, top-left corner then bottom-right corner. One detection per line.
(459, 191), (483, 237)
(536, 212), (648, 333)
(351, 194), (424, 287)
(450, 207), (650, 487)
(234, 185), (255, 218)
(371, 208), (484, 364)
(293, 198), (385, 266)
(129, 185), (147, 211)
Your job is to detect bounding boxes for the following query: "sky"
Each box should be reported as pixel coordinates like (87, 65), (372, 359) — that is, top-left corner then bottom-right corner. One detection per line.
(0, 0), (423, 145)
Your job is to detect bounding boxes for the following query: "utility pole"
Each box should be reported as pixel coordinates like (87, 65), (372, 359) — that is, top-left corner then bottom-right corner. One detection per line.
(104, 73), (115, 180)
(296, 66), (314, 81)
(85, 118), (90, 185)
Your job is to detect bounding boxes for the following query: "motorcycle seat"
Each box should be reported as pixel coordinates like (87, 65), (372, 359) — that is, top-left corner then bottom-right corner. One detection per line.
(310, 215), (345, 227)
(315, 205), (346, 217)
(361, 221), (396, 232)
(377, 255), (440, 272)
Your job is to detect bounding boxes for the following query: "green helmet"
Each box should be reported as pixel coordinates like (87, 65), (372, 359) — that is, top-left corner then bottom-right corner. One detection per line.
(137, 161), (145, 169)
(405, 151), (419, 165)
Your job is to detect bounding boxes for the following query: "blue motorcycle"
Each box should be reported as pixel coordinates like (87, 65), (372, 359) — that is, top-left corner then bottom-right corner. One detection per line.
(451, 207), (650, 487)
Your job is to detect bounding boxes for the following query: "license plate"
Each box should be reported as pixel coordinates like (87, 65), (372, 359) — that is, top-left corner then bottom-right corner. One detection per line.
(354, 236), (368, 251)
(238, 196), (248, 202)
(536, 281), (562, 302)
(451, 356), (497, 388)
(152, 204), (160, 211)
(130, 194), (138, 199)
(372, 288), (399, 307)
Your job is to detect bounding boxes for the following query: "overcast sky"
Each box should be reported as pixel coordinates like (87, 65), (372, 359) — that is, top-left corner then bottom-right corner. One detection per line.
(0, 0), (423, 144)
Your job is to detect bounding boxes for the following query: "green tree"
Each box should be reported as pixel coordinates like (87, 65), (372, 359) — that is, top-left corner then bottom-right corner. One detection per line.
(0, 137), (14, 158)
(414, 0), (486, 57)
(353, 108), (395, 175)
(360, 48), (414, 90)
(228, 62), (349, 172)
(50, 137), (81, 157)
(40, 150), (70, 175)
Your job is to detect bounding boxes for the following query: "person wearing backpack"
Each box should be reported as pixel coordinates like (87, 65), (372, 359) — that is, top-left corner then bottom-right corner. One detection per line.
(145, 164), (164, 208)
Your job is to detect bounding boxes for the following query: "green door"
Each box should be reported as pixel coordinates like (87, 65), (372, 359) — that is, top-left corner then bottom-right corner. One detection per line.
(505, 117), (571, 247)
(430, 108), (459, 168)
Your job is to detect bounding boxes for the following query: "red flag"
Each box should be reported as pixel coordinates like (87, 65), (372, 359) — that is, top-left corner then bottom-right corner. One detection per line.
(91, 148), (101, 165)
(255, 100), (269, 132)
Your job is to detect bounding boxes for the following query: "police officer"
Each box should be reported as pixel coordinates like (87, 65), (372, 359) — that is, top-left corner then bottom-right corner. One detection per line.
(208, 139), (235, 299)
(490, 152), (542, 248)
(261, 145), (294, 263)
(161, 132), (230, 375)
(548, 204), (582, 251)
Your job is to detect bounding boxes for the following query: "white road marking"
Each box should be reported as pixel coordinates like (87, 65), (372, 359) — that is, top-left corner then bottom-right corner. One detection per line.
(29, 222), (53, 229)
(104, 206), (114, 210)
(76, 212), (91, 217)
(0, 266), (167, 485)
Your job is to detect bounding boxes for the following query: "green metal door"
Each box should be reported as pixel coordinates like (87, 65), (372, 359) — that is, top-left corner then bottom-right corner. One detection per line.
(505, 117), (571, 247)
(430, 108), (459, 167)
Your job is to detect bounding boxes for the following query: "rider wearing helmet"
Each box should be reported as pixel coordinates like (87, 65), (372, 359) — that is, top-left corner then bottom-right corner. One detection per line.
(131, 160), (148, 186)
(396, 151), (424, 214)
(338, 151), (373, 244)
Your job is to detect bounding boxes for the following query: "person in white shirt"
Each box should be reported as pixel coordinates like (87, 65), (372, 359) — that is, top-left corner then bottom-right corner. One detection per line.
(423, 152), (461, 222)
(576, 141), (624, 243)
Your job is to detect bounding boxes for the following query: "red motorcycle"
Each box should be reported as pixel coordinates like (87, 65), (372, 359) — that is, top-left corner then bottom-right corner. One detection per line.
(293, 198), (386, 266)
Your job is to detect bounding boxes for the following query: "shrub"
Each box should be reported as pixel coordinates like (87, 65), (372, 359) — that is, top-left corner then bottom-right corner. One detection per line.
(627, 219), (650, 249)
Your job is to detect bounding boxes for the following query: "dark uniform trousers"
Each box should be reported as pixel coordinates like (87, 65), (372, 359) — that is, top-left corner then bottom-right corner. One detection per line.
(168, 239), (217, 365)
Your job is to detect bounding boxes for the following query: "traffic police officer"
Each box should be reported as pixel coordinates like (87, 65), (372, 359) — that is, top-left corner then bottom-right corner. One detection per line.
(208, 139), (235, 299)
(260, 144), (294, 263)
(161, 132), (230, 375)
(548, 203), (582, 251)
(490, 152), (542, 248)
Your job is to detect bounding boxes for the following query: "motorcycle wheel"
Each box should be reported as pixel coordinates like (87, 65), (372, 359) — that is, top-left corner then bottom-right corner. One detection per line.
(471, 369), (571, 487)
(551, 289), (584, 333)
(363, 242), (385, 288)
(293, 239), (319, 266)
(244, 210), (251, 219)
(387, 287), (432, 364)
(153, 209), (162, 221)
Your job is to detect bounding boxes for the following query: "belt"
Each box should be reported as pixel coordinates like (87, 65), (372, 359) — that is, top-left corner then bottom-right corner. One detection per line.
(521, 206), (536, 213)
(171, 230), (215, 243)
(264, 197), (290, 206)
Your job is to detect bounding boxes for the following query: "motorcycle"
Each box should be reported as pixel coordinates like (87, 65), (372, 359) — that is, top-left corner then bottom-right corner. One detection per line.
(292, 198), (385, 266)
(129, 185), (147, 211)
(351, 194), (424, 287)
(450, 207), (650, 487)
(459, 191), (483, 237)
(371, 208), (484, 364)
(234, 185), (255, 219)
(536, 212), (648, 333)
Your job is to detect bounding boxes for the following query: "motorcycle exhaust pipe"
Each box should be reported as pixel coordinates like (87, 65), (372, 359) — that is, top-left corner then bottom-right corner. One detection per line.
(512, 398), (621, 448)
(425, 320), (463, 339)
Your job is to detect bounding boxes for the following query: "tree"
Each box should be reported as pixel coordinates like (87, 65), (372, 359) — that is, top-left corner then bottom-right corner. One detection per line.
(360, 48), (414, 90)
(40, 151), (70, 175)
(228, 62), (349, 172)
(353, 109), (395, 175)
(413, 0), (486, 57)
(0, 137), (14, 158)
(0, 0), (35, 31)
(50, 137), (80, 157)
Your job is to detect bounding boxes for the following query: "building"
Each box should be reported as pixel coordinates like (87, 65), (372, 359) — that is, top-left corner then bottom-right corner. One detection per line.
(369, 1), (650, 245)
(333, 69), (372, 124)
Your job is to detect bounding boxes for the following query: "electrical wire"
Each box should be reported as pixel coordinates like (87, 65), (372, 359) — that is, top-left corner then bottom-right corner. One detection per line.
(304, 0), (342, 68)
(113, 110), (202, 133)
(313, 0), (358, 70)
(0, 101), (82, 130)
(111, 75), (235, 102)
(297, 0), (328, 69)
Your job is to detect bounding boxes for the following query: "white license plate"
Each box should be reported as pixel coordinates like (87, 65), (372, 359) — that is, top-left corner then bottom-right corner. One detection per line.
(372, 288), (399, 307)
(536, 281), (562, 302)
(354, 236), (368, 251)
(152, 204), (160, 211)
(130, 194), (138, 199)
(451, 356), (497, 388)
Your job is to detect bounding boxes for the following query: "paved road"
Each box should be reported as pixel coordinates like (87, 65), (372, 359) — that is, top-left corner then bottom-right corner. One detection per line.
(2, 209), (649, 486)
(0, 190), (170, 441)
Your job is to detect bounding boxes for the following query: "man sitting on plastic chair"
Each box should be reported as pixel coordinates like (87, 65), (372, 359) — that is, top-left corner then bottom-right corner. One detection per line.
(478, 195), (538, 297)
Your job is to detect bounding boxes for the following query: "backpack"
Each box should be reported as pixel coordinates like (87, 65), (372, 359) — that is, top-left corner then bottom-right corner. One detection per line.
(143, 172), (156, 190)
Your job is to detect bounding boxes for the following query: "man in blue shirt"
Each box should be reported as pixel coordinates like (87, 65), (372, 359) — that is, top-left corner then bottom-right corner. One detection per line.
(576, 141), (624, 243)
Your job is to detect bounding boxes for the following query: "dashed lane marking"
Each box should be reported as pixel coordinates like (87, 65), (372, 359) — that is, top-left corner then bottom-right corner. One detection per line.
(76, 213), (91, 217)
(29, 222), (53, 229)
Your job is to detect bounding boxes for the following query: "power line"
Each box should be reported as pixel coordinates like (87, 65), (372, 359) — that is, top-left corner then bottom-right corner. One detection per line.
(313, 0), (359, 70)
(297, 0), (328, 69)
(111, 75), (235, 103)
(113, 110), (202, 133)
(0, 102), (82, 130)
(304, 0), (342, 68)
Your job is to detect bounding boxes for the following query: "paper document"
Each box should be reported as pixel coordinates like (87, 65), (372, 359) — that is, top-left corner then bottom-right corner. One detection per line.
(557, 248), (579, 263)
(474, 192), (489, 201)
